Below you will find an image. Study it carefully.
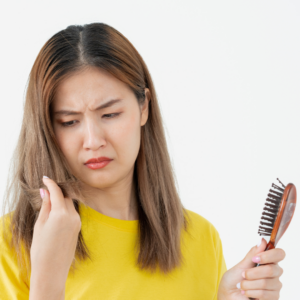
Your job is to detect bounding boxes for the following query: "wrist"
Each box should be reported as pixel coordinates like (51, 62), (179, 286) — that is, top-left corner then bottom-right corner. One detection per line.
(217, 273), (230, 300)
(29, 285), (65, 300)
(217, 287), (227, 300)
(30, 273), (66, 300)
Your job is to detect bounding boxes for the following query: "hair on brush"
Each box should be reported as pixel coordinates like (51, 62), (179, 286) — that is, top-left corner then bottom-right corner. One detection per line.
(248, 178), (297, 300)
(257, 178), (296, 249)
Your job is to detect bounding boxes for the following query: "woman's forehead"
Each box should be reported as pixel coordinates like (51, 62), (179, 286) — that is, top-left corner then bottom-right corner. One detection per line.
(52, 68), (133, 110)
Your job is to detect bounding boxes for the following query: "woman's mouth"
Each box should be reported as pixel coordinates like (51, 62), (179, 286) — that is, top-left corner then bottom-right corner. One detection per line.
(85, 160), (112, 169)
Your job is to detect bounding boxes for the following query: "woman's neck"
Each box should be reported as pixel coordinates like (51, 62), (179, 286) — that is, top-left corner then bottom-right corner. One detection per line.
(79, 175), (139, 221)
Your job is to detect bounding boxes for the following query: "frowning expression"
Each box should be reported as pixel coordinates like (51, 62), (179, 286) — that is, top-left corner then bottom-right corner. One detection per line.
(51, 66), (150, 189)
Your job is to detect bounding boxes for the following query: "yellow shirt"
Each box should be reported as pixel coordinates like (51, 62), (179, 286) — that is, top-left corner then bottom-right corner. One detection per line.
(0, 204), (227, 300)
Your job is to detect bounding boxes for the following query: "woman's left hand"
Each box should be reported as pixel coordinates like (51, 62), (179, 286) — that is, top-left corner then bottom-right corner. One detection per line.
(217, 237), (285, 300)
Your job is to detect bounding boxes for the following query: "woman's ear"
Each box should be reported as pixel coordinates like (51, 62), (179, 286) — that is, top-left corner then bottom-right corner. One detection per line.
(140, 88), (151, 126)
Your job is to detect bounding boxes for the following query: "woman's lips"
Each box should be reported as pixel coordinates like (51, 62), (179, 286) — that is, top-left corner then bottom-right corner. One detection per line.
(84, 156), (112, 164)
(85, 160), (112, 169)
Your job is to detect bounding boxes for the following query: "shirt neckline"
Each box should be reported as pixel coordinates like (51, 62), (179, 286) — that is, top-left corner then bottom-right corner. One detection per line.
(79, 202), (139, 233)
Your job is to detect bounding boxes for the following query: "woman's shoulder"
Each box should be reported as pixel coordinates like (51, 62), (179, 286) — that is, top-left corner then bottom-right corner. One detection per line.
(184, 208), (222, 245)
(0, 211), (16, 251)
(0, 210), (29, 266)
(0, 211), (31, 295)
(183, 208), (227, 277)
(184, 208), (218, 230)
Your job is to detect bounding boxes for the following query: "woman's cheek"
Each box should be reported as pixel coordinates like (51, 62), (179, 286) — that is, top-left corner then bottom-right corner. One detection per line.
(58, 133), (78, 157)
(113, 117), (141, 161)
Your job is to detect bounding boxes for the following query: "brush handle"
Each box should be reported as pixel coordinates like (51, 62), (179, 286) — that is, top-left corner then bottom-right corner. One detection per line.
(248, 241), (275, 299)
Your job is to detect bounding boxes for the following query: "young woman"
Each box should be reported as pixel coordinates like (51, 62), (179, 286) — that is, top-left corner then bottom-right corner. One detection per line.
(0, 23), (285, 300)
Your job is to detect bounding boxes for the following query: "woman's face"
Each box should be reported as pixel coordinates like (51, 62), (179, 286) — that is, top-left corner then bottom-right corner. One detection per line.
(51, 66), (150, 189)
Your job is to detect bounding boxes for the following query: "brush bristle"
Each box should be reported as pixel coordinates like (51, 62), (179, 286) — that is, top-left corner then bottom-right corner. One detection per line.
(257, 179), (285, 236)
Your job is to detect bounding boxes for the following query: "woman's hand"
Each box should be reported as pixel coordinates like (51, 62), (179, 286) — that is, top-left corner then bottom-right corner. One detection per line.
(29, 176), (81, 300)
(217, 237), (285, 300)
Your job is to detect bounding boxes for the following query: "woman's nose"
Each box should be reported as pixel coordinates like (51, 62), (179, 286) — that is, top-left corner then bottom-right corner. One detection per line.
(82, 119), (106, 150)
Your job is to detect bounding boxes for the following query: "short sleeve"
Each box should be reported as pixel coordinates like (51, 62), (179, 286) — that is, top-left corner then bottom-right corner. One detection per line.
(0, 248), (30, 299)
(211, 225), (227, 300)
(0, 215), (30, 300)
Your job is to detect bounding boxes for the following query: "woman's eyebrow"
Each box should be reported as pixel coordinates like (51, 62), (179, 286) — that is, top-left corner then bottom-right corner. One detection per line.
(54, 99), (122, 116)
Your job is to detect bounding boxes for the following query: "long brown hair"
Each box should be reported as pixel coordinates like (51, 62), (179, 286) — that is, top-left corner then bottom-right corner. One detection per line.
(1, 22), (192, 283)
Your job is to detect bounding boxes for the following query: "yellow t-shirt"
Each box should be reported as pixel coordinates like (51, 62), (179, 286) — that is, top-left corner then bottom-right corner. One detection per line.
(0, 204), (227, 300)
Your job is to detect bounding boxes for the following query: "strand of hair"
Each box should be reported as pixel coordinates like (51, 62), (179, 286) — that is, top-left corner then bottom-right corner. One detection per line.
(272, 183), (284, 192)
(277, 178), (286, 188)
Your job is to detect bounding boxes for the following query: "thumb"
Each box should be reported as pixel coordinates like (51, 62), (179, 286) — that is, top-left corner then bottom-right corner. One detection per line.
(237, 237), (268, 269)
(37, 188), (51, 222)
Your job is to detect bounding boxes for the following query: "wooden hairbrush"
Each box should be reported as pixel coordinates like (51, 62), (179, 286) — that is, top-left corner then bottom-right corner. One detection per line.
(249, 178), (297, 300)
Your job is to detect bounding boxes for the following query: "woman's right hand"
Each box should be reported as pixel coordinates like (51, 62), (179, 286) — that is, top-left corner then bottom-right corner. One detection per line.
(29, 176), (81, 300)
(217, 238), (285, 300)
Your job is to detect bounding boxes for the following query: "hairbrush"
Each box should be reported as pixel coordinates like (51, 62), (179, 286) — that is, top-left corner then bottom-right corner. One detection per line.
(248, 178), (297, 300)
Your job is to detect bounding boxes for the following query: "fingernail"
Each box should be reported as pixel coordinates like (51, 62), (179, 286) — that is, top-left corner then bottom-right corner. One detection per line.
(40, 188), (45, 199)
(257, 237), (262, 247)
(242, 271), (245, 278)
(252, 256), (261, 263)
(236, 282), (241, 289)
(43, 176), (49, 179)
(241, 290), (245, 295)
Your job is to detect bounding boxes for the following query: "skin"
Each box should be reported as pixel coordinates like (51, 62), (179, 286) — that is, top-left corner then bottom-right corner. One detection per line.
(51, 66), (151, 221)
(217, 237), (285, 300)
(29, 66), (285, 299)
(30, 177), (81, 300)
(30, 67), (151, 300)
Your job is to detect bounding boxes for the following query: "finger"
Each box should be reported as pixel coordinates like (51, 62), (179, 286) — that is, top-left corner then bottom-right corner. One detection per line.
(42, 176), (67, 211)
(241, 277), (282, 291)
(36, 189), (51, 223)
(244, 263), (283, 280)
(243, 289), (280, 300)
(237, 238), (268, 270)
(254, 248), (286, 265)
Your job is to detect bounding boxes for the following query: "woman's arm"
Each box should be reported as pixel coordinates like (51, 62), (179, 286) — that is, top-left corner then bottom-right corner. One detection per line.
(29, 276), (65, 300)
(29, 176), (81, 300)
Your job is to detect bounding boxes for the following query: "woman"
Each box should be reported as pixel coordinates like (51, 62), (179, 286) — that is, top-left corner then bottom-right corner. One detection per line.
(0, 23), (285, 300)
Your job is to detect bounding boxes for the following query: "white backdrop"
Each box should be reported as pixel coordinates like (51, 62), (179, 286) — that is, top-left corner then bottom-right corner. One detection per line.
(0, 1), (299, 299)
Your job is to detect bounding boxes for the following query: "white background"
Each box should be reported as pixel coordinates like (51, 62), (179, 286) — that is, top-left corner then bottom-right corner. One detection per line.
(0, 1), (299, 299)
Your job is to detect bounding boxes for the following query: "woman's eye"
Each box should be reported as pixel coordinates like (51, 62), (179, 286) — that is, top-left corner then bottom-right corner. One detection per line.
(61, 120), (77, 127)
(103, 113), (121, 119)
(60, 113), (121, 127)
